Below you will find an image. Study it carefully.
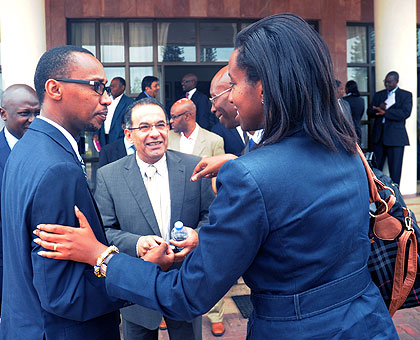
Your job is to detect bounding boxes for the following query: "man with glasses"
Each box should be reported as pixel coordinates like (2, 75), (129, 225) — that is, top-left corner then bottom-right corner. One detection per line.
(0, 45), (124, 339)
(367, 71), (412, 185)
(94, 97), (214, 340)
(0, 84), (39, 314)
(168, 98), (224, 157)
(181, 73), (216, 130)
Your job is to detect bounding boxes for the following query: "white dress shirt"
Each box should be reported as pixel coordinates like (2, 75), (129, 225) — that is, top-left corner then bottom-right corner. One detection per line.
(179, 123), (199, 154)
(185, 88), (197, 100)
(136, 154), (171, 241)
(4, 127), (19, 150)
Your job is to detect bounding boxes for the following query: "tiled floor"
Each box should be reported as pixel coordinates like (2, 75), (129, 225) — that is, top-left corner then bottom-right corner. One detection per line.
(154, 191), (420, 340)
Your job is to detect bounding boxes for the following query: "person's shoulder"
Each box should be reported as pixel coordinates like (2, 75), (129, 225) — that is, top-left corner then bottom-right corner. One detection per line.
(199, 126), (223, 143)
(101, 138), (124, 152)
(167, 149), (201, 165)
(397, 88), (412, 96)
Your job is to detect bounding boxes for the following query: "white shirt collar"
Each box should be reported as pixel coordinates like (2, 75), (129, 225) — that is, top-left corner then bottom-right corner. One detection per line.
(251, 129), (264, 143)
(37, 116), (82, 161)
(181, 123), (199, 141)
(186, 88), (197, 99)
(136, 153), (168, 179)
(4, 127), (19, 150)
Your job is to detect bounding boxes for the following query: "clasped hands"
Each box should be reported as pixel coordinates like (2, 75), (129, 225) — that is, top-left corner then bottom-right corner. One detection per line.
(372, 103), (386, 116)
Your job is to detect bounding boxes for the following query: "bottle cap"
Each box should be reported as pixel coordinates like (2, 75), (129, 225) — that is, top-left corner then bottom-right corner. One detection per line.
(174, 221), (183, 230)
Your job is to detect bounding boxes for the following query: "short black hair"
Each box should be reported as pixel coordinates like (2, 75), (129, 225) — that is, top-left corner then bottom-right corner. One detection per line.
(345, 80), (360, 97)
(234, 13), (357, 153)
(141, 76), (159, 92)
(386, 71), (399, 82)
(113, 77), (126, 87)
(123, 97), (167, 129)
(34, 45), (94, 105)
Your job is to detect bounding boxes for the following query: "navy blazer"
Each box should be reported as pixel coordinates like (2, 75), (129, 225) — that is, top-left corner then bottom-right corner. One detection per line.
(343, 95), (365, 141)
(105, 131), (398, 339)
(211, 123), (245, 157)
(0, 128), (11, 313)
(135, 91), (148, 101)
(189, 90), (216, 130)
(367, 88), (412, 146)
(0, 119), (123, 340)
(97, 94), (134, 146)
(98, 137), (127, 168)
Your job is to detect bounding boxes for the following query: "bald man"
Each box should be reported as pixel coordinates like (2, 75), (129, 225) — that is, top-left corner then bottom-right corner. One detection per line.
(168, 98), (224, 157)
(210, 66), (248, 156)
(0, 84), (40, 311)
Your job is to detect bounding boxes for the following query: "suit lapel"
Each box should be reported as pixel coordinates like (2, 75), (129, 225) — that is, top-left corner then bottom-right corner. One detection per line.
(232, 128), (245, 147)
(192, 127), (206, 156)
(166, 151), (185, 227)
(123, 155), (162, 236)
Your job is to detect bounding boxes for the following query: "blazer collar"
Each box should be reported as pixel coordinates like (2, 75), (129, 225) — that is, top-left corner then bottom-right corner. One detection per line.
(166, 150), (185, 225)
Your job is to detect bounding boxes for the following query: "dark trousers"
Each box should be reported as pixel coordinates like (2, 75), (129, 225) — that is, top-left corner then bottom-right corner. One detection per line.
(372, 143), (405, 185)
(123, 317), (201, 340)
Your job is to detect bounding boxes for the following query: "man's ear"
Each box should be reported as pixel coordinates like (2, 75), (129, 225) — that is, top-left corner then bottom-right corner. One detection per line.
(0, 107), (8, 122)
(124, 128), (133, 144)
(44, 79), (63, 101)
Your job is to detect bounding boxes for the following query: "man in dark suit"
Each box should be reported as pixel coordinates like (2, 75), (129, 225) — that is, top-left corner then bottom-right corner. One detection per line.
(98, 135), (136, 168)
(182, 73), (216, 130)
(0, 84), (39, 313)
(95, 98), (213, 340)
(136, 76), (160, 101)
(367, 71), (412, 185)
(210, 66), (246, 157)
(94, 76), (134, 148)
(1, 45), (123, 339)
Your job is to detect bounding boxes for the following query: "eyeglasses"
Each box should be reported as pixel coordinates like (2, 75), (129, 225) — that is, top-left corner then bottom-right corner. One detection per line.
(170, 111), (187, 120)
(209, 86), (232, 104)
(128, 121), (168, 133)
(54, 78), (111, 96)
(17, 111), (40, 118)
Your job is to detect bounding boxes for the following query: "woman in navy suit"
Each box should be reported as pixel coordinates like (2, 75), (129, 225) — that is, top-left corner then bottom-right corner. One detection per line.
(35, 14), (397, 339)
(344, 80), (365, 143)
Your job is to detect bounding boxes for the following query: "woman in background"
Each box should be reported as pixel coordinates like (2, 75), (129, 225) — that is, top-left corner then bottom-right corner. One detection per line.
(344, 79), (365, 144)
(35, 13), (397, 339)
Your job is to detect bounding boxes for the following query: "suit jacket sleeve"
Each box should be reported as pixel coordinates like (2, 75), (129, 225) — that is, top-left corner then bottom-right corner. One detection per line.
(98, 147), (110, 168)
(95, 167), (140, 257)
(195, 177), (215, 232)
(213, 138), (225, 156)
(385, 90), (412, 122)
(367, 92), (382, 118)
(105, 158), (269, 320)
(31, 162), (123, 321)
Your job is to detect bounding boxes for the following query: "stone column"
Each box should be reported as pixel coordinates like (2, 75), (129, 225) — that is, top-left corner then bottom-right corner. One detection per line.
(0, 0), (46, 89)
(374, 0), (417, 195)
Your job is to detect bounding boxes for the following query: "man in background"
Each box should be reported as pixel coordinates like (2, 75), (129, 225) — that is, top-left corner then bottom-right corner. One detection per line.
(367, 71), (412, 185)
(136, 76), (160, 100)
(0, 84), (39, 313)
(181, 73), (215, 130)
(94, 76), (133, 148)
(168, 98), (224, 157)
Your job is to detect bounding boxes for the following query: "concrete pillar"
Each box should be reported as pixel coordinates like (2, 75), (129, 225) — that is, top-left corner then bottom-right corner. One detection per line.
(374, 0), (417, 195)
(0, 0), (46, 89)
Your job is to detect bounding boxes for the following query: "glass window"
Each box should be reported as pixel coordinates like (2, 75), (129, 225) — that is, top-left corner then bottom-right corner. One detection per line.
(369, 29), (375, 64)
(199, 23), (236, 62)
(158, 22), (196, 62)
(100, 22), (124, 62)
(104, 67), (126, 85)
(130, 66), (154, 95)
(347, 26), (367, 63)
(70, 22), (96, 56)
(347, 67), (368, 93)
(129, 22), (153, 62)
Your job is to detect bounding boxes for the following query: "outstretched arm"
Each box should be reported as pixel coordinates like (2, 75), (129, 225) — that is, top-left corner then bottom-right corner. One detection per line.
(190, 154), (237, 181)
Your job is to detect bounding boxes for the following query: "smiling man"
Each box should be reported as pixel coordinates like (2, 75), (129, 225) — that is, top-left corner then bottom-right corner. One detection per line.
(0, 45), (124, 339)
(94, 97), (213, 340)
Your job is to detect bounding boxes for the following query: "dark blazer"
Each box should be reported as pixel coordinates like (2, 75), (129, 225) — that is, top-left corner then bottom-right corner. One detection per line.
(104, 131), (398, 339)
(189, 90), (215, 130)
(135, 91), (148, 101)
(367, 88), (412, 146)
(98, 137), (127, 168)
(0, 128), (11, 313)
(343, 94), (365, 140)
(97, 94), (134, 146)
(0, 119), (123, 340)
(95, 150), (214, 331)
(211, 123), (245, 157)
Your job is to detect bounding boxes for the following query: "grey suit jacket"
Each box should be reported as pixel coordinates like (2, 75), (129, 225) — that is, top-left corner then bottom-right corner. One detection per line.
(95, 150), (215, 329)
(168, 125), (225, 157)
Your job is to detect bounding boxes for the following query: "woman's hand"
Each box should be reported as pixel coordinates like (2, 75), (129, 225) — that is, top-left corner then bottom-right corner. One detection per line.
(33, 206), (108, 266)
(190, 154), (237, 181)
(170, 227), (198, 262)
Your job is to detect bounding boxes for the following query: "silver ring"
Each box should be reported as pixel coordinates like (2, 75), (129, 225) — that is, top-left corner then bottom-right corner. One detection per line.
(53, 244), (57, 251)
